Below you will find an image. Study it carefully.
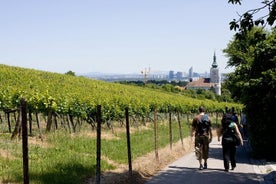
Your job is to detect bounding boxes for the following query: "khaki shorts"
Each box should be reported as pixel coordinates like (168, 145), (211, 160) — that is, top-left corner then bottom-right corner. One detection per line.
(195, 135), (209, 160)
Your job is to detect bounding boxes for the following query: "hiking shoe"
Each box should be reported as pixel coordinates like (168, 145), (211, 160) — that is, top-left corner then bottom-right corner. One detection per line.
(199, 164), (204, 170)
(231, 167), (235, 170)
(203, 163), (207, 169)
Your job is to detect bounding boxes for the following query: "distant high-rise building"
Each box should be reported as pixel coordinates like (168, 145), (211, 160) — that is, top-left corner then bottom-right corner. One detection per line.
(169, 70), (174, 80)
(175, 72), (183, 80)
(189, 67), (193, 78)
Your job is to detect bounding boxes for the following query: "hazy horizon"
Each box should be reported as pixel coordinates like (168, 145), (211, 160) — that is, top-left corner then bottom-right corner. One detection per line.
(0, 1), (262, 74)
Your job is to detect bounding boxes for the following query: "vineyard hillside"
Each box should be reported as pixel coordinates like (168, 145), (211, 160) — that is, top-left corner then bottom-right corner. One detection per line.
(0, 64), (242, 120)
(0, 64), (243, 184)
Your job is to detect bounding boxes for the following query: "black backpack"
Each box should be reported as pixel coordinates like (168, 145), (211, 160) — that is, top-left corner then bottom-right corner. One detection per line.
(222, 113), (241, 146)
(198, 114), (210, 135)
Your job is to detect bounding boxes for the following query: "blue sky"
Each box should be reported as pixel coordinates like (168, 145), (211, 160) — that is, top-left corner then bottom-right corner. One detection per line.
(0, 0), (262, 75)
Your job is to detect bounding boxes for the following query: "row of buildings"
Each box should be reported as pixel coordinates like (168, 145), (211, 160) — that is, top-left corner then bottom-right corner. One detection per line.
(185, 52), (221, 95)
(86, 52), (224, 95)
(153, 52), (222, 95)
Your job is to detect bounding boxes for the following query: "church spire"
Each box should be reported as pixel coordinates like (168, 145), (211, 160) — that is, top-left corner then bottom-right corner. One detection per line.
(212, 51), (218, 68)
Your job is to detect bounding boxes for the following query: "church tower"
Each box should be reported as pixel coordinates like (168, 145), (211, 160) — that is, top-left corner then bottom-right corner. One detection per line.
(210, 52), (221, 95)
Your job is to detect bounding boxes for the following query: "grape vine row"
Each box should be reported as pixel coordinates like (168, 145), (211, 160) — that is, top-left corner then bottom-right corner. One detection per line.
(0, 64), (243, 123)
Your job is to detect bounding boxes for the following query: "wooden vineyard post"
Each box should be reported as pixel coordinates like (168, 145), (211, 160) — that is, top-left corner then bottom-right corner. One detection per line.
(96, 105), (102, 184)
(125, 108), (132, 176)
(7, 111), (12, 133)
(186, 113), (191, 136)
(154, 109), (159, 162)
(35, 113), (43, 141)
(169, 111), (172, 151)
(21, 98), (29, 184)
(216, 111), (219, 125)
(28, 111), (32, 136)
(177, 111), (184, 148)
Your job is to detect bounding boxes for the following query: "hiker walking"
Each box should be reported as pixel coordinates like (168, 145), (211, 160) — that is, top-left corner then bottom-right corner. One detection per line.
(191, 106), (212, 170)
(218, 113), (244, 172)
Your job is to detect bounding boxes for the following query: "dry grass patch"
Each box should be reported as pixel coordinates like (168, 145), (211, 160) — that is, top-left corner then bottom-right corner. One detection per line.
(86, 137), (194, 184)
(79, 125), (151, 141)
(0, 149), (15, 160)
(78, 130), (121, 140)
(28, 136), (50, 148)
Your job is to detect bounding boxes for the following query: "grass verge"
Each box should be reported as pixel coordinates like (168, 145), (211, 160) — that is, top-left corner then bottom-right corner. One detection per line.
(0, 118), (191, 184)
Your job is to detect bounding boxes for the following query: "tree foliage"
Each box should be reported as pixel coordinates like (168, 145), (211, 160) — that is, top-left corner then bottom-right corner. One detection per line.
(228, 0), (276, 39)
(225, 1), (276, 160)
(65, 70), (75, 76)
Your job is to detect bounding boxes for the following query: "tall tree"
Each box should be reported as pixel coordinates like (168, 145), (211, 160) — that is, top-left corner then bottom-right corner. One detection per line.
(225, 1), (276, 160)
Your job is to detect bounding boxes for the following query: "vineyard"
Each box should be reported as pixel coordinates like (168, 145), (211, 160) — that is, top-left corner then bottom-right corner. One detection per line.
(0, 64), (243, 183)
(0, 64), (242, 126)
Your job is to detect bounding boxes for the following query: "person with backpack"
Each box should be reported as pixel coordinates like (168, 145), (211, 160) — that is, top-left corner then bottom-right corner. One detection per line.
(218, 112), (244, 172)
(191, 106), (212, 170)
